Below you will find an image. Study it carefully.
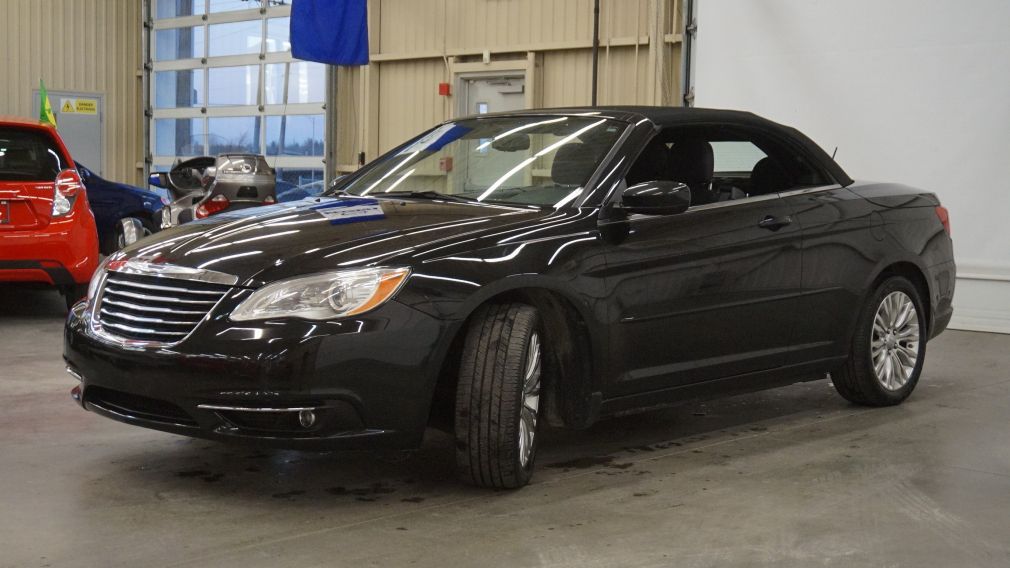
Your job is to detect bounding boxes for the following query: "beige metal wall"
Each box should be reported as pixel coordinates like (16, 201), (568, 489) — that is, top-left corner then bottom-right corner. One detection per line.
(335, 0), (683, 173)
(0, 0), (144, 184)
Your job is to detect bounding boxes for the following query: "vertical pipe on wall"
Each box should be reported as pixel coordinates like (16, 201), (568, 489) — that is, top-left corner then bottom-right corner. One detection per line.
(142, 0), (153, 184)
(681, 0), (696, 106)
(591, 0), (600, 106)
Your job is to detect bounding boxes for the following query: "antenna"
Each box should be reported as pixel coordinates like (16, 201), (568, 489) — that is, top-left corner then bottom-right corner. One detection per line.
(831, 146), (838, 160)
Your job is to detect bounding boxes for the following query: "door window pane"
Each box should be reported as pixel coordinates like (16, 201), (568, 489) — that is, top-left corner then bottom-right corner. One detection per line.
(154, 27), (205, 60)
(264, 62), (325, 104)
(209, 0), (262, 13)
(154, 70), (204, 108)
(155, 118), (206, 156)
(208, 117), (261, 154)
(265, 18), (291, 52)
(208, 20), (263, 57)
(208, 65), (260, 106)
(710, 141), (767, 173)
(266, 115), (324, 156)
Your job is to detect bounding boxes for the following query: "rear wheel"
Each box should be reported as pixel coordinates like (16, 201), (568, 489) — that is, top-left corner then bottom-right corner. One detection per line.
(455, 303), (542, 489)
(831, 276), (926, 406)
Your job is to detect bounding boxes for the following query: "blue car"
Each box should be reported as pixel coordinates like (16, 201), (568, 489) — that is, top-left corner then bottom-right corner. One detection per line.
(76, 163), (168, 254)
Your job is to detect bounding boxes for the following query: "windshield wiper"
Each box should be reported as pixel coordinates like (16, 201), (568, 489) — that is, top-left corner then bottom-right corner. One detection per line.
(378, 190), (480, 204)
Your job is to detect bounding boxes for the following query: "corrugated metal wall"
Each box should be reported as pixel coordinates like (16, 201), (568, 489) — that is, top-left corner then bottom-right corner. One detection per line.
(336, 0), (683, 172)
(0, 0), (143, 184)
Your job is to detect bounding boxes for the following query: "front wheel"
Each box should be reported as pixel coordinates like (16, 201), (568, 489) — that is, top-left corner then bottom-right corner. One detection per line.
(832, 276), (927, 406)
(455, 303), (543, 489)
(115, 217), (153, 251)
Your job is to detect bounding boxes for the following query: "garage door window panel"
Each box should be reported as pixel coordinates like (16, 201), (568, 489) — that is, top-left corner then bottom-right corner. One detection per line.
(208, 65), (261, 107)
(154, 118), (206, 156)
(154, 27), (205, 61)
(149, 3), (324, 182)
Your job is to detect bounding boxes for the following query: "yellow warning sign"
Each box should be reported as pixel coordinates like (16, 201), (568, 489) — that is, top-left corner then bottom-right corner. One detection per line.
(74, 99), (97, 114)
(58, 98), (98, 115)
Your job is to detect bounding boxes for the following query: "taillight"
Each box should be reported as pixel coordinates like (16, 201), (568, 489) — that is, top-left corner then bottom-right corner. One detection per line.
(935, 205), (951, 236)
(53, 169), (83, 217)
(263, 195), (276, 204)
(196, 194), (230, 219)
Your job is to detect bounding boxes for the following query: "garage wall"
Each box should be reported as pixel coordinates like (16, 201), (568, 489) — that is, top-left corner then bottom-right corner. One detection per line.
(693, 0), (1010, 334)
(0, 0), (144, 185)
(334, 0), (684, 172)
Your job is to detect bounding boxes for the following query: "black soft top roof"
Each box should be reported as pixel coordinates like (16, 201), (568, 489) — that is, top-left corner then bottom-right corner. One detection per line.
(475, 106), (853, 186)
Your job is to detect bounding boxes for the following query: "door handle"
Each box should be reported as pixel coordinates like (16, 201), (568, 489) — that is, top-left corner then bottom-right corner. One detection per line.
(758, 215), (793, 231)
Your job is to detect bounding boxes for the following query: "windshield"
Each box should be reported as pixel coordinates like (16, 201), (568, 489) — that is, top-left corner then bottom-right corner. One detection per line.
(334, 116), (626, 207)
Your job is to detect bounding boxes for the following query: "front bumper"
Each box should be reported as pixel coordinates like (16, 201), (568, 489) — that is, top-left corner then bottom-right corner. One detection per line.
(64, 298), (452, 450)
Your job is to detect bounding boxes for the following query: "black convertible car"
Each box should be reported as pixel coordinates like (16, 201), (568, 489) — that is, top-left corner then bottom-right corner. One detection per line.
(65, 107), (955, 488)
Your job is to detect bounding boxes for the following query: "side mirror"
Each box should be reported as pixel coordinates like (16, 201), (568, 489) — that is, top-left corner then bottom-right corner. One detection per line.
(148, 172), (168, 188)
(621, 180), (691, 215)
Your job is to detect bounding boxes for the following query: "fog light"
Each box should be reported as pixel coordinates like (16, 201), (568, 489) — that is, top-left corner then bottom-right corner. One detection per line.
(298, 409), (316, 428)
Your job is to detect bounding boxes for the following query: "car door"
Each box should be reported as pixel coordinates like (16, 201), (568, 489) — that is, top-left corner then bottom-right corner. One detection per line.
(600, 193), (804, 397)
(777, 185), (883, 364)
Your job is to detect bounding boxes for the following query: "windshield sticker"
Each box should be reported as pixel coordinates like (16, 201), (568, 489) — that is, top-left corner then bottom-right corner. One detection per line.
(396, 124), (471, 155)
(310, 198), (386, 225)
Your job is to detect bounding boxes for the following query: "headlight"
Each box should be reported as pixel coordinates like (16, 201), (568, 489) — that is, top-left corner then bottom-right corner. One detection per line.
(230, 267), (410, 322)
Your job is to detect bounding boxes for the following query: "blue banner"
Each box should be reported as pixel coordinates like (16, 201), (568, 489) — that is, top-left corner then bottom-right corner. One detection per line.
(291, 0), (369, 66)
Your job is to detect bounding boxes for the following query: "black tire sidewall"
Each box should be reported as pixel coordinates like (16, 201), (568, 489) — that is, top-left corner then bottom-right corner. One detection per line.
(454, 303), (543, 489)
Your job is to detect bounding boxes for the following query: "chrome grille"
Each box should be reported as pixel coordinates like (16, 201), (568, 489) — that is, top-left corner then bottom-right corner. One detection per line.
(95, 272), (231, 344)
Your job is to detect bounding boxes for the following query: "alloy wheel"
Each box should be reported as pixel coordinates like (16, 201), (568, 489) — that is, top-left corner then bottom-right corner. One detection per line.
(518, 331), (541, 468)
(870, 291), (920, 390)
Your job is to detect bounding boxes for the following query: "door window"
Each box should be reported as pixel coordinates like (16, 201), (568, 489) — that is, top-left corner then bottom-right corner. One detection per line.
(622, 126), (831, 208)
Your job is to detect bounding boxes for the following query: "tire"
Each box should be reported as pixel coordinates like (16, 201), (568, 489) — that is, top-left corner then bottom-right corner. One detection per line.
(112, 216), (154, 252)
(455, 303), (543, 489)
(831, 276), (927, 406)
(61, 283), (89, 311)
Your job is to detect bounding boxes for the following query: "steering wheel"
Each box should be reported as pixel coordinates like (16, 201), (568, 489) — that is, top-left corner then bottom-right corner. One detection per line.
(167, 166), (204, 193)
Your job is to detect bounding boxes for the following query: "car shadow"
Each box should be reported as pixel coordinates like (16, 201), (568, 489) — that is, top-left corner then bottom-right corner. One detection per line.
(82, 377), (892, 510)
(0, 285), (68, 320)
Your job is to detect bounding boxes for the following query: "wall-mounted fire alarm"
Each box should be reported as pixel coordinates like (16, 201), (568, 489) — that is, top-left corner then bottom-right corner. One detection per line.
(438, 82), (451, 96)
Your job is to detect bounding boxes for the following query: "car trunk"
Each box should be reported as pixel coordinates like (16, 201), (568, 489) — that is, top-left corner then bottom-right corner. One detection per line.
(0, 181), (55, 229)
(0, 125), (70, 230)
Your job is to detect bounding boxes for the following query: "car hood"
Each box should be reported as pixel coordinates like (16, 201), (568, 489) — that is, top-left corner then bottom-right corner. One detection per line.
(118, 196), (550, 286)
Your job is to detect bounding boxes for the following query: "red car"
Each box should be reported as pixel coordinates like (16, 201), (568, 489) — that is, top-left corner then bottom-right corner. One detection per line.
(0, 116), (99, 308)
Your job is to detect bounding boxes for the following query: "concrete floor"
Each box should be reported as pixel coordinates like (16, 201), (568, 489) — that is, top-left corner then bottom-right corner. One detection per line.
(1, 288), (1009, 568)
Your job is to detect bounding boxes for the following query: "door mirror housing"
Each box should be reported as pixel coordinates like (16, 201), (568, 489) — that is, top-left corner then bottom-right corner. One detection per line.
(620, 181), (691, 215)
(149, 172), (167, 188)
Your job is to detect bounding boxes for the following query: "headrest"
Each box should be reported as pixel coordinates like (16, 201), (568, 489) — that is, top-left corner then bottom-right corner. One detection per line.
(750, 157), (791, 195)
(626, 139), (671, 185)
(551, 143), (601, 186)
(669, 140), (714, 185)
